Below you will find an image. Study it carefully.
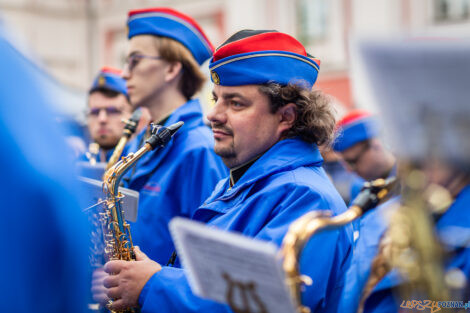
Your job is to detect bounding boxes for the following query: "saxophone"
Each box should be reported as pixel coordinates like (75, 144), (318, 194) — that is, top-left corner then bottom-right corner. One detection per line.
(99, 121), (183, 312)
(106, 109), (143, 171)
(358, 168), (453, 312)
(280, 177), (398, 313)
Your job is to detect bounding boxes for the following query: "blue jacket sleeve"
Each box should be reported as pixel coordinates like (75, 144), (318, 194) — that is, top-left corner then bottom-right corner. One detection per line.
(139, 267), (233, 313)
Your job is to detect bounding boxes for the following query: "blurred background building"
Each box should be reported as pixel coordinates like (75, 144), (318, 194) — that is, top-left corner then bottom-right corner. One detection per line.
(1, 0), (469, 122)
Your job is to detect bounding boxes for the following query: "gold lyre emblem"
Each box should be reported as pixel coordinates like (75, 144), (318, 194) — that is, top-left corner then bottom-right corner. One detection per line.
(211, 71), (220, 85)
(98, 75), (106, 86)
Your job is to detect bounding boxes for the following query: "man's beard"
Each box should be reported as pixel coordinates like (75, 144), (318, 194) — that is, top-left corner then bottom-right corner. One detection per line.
(214, 141), (236, 159)
(212, 123), (240, 167)
(96, 136), (119, 151)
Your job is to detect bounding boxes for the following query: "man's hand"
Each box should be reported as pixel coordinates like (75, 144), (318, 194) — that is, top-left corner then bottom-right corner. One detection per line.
(100, 247), (162, 311)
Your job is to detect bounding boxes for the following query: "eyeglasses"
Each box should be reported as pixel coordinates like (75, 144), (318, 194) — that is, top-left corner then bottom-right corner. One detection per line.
(342, 141), (371, 169)
(87, 107), (122, 117)
(123, 54), (163, 73)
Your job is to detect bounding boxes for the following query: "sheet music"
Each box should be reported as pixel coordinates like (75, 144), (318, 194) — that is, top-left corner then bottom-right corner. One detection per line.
(76, 161), (107, 180)
(78, 176), (139, 222)
(358, 39), (470, 166)
(170, 217), (297, 313)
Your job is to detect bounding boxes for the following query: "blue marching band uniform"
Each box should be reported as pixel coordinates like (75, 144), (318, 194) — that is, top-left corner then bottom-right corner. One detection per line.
(2, 5), (469, 313)
(121, 8), (228, 264)
(138, 138), (352, 313)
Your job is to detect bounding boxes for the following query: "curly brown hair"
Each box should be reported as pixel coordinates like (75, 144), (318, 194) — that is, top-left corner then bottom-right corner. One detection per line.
(152, 36), (206, 100)
(258, 83), (336, 146)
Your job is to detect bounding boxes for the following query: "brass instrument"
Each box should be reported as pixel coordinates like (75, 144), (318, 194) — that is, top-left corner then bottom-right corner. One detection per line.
(99, 121), (183, 312)
(280, 177), (398, 313)
(358, 167), (453, 312)
(106, 109), (143, 171)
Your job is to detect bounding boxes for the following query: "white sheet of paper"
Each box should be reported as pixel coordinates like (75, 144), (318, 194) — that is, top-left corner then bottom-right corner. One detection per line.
(170, 217), (297, 313)
(358, 39), (470, 165)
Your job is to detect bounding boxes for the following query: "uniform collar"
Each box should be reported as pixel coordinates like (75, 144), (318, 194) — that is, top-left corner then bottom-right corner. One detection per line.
(125, 99), (206, 184)
(206, 138), (323, 202)
(229, 155), (260, 188)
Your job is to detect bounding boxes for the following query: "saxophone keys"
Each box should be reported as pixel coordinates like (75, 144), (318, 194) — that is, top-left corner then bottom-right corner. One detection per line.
(299, 275), (313, 286)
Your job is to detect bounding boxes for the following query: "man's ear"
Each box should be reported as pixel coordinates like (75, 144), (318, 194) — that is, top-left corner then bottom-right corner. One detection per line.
(278, 103), (297, 134)
(164, 61), (183, 82)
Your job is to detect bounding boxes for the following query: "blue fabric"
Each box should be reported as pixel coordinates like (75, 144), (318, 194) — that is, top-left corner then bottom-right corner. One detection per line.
(0, 33), (90, 312)
(123, 99), (228, 263)
(337, 197), (399, 313)
(138, 138), (353, 313)
(209, 50), (319, 88)
(127, 10), (213, 65)
(333, 117), (379, 152)
(90, 70), (128, 96)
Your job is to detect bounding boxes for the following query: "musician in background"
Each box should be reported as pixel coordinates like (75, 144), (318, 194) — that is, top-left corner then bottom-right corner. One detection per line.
(333, 110), (400, 312)
(338, 43), (470, 312)
(84, 67), (133, 163)
(0, 27), (90, 313)
(94, 29), (353, 313)
(116, 8), (227, 264)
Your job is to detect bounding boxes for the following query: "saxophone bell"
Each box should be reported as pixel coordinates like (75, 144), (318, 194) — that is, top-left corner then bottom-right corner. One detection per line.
(281, 177), (398, 313)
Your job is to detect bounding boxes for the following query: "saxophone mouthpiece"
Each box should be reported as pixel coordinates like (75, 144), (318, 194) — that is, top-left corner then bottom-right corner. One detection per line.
(167, 121), (184, 135)
(146, 121), (185, 149)
(123, 108), (143, 134)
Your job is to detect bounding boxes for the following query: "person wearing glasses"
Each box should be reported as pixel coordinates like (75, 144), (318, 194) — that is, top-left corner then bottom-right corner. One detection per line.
(85, 66), (133, 163)
(333, 109), (399, 313)
(333, 110), (396, 183)
(117, 8), (227, 264)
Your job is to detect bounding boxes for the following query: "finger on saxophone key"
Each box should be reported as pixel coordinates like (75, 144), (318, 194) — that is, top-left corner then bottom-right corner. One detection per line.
(91, 267), (109, 305)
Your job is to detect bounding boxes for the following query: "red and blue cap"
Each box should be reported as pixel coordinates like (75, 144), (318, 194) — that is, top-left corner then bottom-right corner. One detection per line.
(209, 30), (320, 88)
(333, 110), (379, 152)
(89, 67), (127, 97)
(127, 8), (214, 65)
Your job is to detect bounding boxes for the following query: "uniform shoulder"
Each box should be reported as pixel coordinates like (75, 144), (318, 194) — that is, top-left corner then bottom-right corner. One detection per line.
(174, 124), (215, 152)
(261, 166), (347, 213)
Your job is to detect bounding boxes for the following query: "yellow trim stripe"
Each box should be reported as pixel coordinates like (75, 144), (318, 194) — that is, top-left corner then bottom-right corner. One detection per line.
(210, 52), (319, 72)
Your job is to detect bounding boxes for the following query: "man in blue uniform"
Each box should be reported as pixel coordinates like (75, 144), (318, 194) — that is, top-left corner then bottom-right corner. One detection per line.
(84, 66), (133, 163)
(337, 43), (470, 313)
(95, 29), (353, 313)
(119, 8), (228, 264)
(333, 110), (400, 312)
(355, 165), (470, 313)
(0, 28), (90, 313)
